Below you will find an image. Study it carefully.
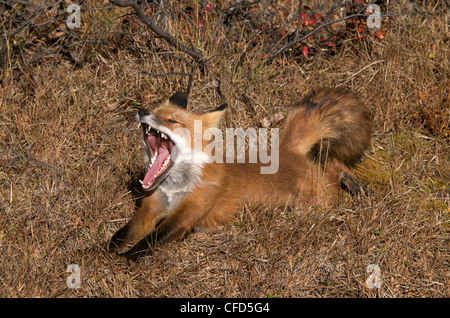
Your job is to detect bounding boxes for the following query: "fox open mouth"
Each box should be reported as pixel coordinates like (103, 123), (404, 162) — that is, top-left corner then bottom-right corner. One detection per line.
(140, 123), (176, 190)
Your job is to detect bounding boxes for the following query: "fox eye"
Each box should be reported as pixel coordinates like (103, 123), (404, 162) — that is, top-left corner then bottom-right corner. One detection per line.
(168, 119), (179, 124)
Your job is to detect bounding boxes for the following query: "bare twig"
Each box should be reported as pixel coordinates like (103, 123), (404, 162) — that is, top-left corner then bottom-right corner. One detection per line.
(109, 0), (203, 62)
(134, 69), (192, 78)
(134, 67), (194, 96)
(1, 0), (64, 37)
(267, 13), (368, 61)
(295, 0), (302, 40)
(135, 51), (244, 97)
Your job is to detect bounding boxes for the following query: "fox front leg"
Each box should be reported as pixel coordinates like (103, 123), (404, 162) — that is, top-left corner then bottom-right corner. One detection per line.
(121, 215), (188, 261)
(121, 185), (221, 261)
(108, 190), (169, 253)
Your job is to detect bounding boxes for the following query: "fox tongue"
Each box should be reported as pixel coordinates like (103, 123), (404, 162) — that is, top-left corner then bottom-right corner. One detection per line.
(142, 148), (170, 188)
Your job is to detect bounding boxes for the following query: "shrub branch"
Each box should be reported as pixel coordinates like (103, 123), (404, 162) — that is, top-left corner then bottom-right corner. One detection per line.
(109, 0), (203, 62)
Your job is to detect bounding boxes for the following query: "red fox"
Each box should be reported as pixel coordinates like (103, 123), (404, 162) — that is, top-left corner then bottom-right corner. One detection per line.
(108, 88), (371, 261)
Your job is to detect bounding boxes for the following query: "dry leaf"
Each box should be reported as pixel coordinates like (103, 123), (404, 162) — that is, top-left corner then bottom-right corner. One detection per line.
(269, 112), (285, 123)
(260, 117), (270, 128)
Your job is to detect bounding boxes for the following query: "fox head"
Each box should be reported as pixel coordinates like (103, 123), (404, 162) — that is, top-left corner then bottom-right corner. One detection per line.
(136, 93), (227, 191)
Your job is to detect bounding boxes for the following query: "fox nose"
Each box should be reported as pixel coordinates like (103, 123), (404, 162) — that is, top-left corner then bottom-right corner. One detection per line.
(138, 108), (150, 118)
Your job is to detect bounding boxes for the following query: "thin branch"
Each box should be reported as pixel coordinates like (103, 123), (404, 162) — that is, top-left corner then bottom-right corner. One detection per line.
(2, 0), (64, 37)
(134, 51), (243, 97)
(267, 13), (368, 61)
(109, 0), (203, 61)
(295, 0), (302, 40)
(134, 69), (192, 78)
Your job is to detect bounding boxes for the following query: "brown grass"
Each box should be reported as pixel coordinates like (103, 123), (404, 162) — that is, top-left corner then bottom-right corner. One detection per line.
(0, 1), (448, 297)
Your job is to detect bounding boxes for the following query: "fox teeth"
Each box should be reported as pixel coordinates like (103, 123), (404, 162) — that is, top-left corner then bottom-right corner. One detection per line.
(157, 156), (171, 174)
(162, 156), (170, 167)
(142, 124), (169, 140)
(150, 152), (157, 165)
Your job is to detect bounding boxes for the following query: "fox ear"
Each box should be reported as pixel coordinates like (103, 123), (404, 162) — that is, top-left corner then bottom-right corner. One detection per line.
(169, 92), (188, 109)
(202, 104), (227, 128)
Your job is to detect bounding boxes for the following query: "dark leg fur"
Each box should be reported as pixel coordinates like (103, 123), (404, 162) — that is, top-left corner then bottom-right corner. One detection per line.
(122, 218), (186, 261)
(108, 224), (131, 252)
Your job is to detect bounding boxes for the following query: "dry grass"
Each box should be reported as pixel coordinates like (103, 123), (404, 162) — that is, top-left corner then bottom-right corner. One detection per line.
(0, 1), (448, 297)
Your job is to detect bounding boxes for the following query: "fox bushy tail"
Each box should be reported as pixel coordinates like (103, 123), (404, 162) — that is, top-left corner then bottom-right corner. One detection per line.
(280, 88), (371, 166)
